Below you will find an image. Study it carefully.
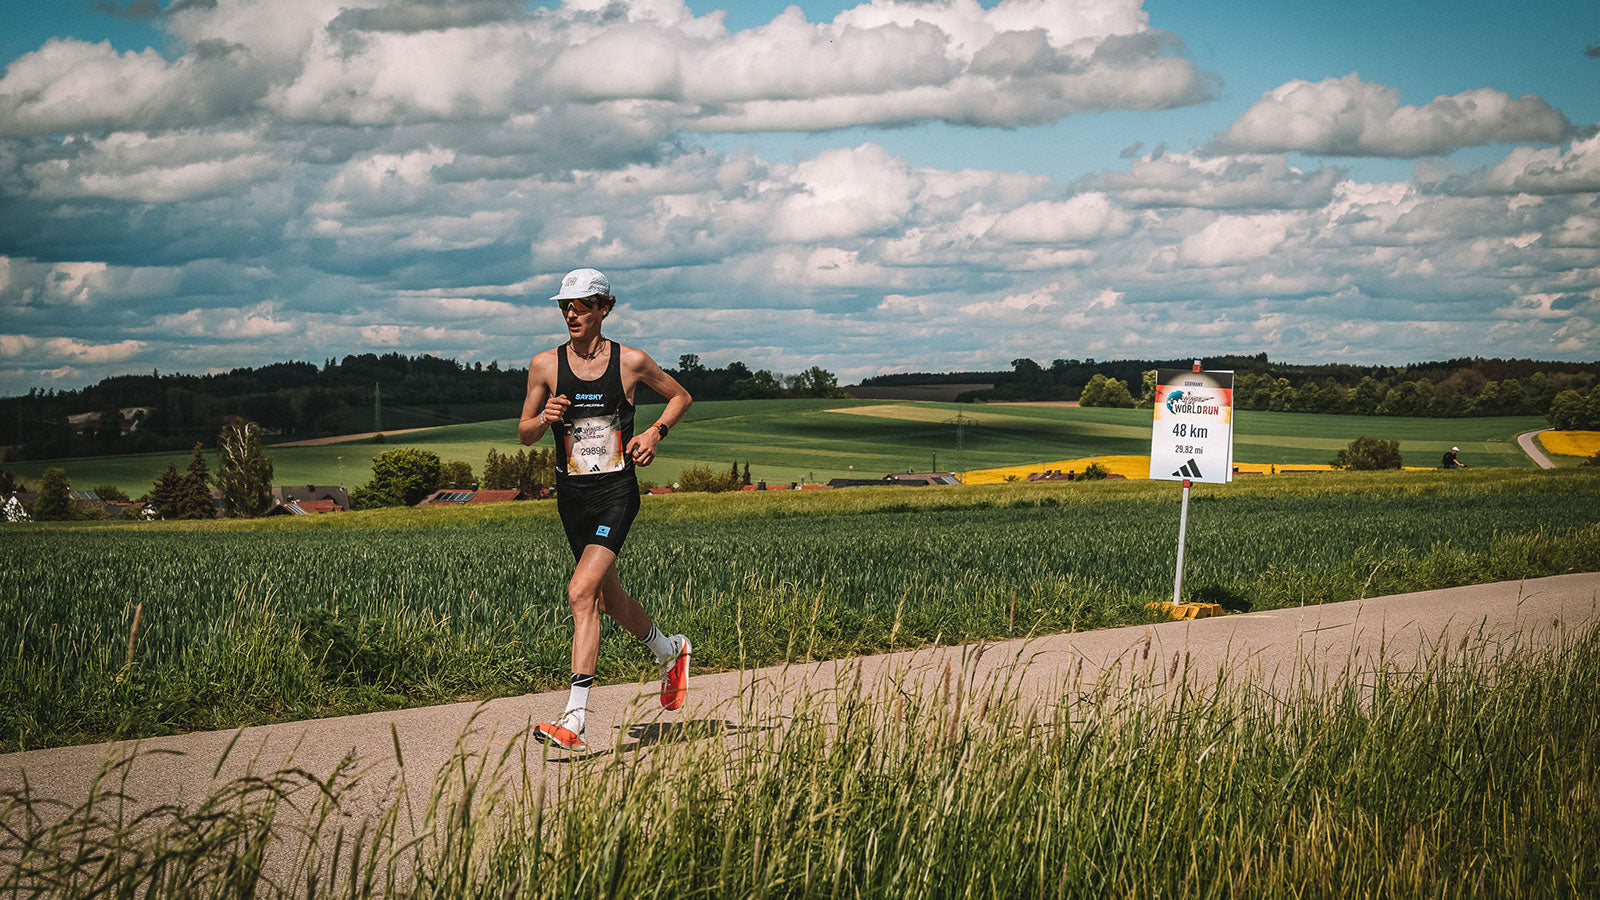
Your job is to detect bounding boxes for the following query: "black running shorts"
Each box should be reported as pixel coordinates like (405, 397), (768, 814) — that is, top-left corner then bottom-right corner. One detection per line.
(555, 472), (640, 562)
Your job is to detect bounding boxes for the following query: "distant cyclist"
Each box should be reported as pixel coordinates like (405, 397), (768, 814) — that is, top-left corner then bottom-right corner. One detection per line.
(518, 267), (693, 752)
(1442, 446), (1467, 469)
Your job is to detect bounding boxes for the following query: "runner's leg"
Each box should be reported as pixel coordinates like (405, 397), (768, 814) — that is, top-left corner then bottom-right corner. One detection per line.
(567, 543), (618, 675)
(596, 561), (651, 638)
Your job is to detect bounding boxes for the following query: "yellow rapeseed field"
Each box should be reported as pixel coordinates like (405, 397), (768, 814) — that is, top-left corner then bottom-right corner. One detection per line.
(961, 455), (1149, 483)
(1539, 430), (1600, 458)
(961, 457), (1407, 483)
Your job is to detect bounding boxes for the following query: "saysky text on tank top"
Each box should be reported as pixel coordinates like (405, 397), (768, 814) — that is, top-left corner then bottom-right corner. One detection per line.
(554, 340), (635, 479)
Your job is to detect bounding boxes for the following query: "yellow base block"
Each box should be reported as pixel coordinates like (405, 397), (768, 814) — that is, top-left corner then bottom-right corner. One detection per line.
(1146, 601), (1225, 620)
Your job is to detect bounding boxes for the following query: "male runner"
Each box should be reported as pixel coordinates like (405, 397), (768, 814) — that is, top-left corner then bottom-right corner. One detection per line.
(518, 267), (693, 751)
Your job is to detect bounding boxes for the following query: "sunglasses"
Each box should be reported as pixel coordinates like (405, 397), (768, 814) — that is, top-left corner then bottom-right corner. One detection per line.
(557, 297), (599, 313)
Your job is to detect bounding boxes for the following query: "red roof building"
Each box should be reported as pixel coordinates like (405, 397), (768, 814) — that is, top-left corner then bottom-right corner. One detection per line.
(416, 487), (546, 506)
(264, 499), (340, 516)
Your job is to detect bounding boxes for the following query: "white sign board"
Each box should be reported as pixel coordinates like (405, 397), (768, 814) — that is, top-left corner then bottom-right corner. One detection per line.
(1149, 368), (1234, 484)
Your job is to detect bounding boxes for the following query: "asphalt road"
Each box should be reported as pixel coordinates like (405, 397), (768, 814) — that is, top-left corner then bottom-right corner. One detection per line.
(1518, 428), (1555, 468)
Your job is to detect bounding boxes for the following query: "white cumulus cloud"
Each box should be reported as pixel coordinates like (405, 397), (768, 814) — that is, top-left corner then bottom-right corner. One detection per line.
(1215, 74), (1572, 158)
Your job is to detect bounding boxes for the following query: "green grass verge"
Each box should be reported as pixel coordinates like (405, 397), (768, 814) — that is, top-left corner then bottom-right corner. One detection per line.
(6, 625), (1597, 897)
(2, 400), (1548, 494)
(2, 468), (1597, 751)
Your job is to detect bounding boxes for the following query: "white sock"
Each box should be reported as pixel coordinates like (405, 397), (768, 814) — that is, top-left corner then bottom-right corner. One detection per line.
(642, 624), (676, 662)
(564, 673), (592, 732)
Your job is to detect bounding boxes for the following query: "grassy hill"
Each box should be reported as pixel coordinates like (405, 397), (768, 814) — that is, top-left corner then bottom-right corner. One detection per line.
(3, 399), (1548, 495)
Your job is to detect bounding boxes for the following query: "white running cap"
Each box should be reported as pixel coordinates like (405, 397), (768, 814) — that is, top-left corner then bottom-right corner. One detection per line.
(551, 268), (610, 300)
(1452, 446), (1460, 451)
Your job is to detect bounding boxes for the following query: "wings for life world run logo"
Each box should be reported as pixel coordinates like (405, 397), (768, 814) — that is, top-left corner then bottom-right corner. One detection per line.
(1165, 390), (1222, 417)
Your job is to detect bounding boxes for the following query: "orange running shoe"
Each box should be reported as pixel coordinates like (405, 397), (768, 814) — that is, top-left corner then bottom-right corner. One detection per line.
(533, 714), (587, 752)
(659, 635), (691, 710)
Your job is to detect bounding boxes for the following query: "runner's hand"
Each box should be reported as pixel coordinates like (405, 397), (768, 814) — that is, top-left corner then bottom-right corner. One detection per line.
(627, 431), (658, 466)
(542, 394), (570, 425)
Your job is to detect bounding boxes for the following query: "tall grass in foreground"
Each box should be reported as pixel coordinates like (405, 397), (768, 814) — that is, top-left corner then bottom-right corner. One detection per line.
(5, 628), (1598, 898)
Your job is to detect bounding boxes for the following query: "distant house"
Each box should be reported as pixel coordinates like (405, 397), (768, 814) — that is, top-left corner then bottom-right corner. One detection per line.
(64, 407), (151, 435)
(2, 493), (32, 522)
(415, 487), (543, 507)
(271, 485), (350, 510)
(103, 501), (142, 520)
(264, 499), (341, 516)
(826, 478), (915, 488)
(883, 472), (963, 486)
(826, 471), (962, 489)
(69, 489), (127, 518)
(1026, 470), (1076, 481)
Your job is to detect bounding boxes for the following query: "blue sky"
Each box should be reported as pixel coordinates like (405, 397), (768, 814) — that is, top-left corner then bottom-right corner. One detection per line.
(2, 0), (1597, 395)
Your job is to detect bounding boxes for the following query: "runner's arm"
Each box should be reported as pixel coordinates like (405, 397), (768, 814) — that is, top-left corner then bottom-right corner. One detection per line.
(624, 350), (692, 465)
(518, 355), (568, 445)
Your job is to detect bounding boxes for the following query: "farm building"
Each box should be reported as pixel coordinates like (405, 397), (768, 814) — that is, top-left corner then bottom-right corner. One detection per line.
(264, 499), (341, 516)
(1027, 470), (1076, 481)
(2, 492), (33, 522)
(884, 471), (963, 485)
(271, 485), (350, 510)
(415, 487), (545, 506)
(827, 471), (962, 488)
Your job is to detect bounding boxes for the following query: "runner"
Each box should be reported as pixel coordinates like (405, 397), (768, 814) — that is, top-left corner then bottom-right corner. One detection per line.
(518, 267), (693, 752)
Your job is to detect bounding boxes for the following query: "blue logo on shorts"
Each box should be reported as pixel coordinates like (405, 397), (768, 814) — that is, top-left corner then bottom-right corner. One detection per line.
(595, 525), (611, 537)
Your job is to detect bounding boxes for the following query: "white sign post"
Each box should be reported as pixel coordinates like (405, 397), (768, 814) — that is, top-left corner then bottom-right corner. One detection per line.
(1149, 363), (1234, 605)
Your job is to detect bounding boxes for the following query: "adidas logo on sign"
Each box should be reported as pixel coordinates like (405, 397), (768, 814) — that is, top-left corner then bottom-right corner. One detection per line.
(1172, 459), (1202, 479)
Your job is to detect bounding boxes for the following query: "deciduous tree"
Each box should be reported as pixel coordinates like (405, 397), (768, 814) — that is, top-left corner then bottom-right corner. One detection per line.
(439, 460), (474, 490)
(215, 420), (274, 517)
(352, 448), (442, 508)
(33, 467), (71, 521)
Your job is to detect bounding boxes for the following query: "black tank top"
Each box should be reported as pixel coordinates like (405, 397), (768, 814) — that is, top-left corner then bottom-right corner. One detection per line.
(553, 340), (635, 484)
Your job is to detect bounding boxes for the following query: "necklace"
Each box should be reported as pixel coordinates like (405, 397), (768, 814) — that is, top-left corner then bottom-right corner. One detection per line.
(570, 338), (605, 361)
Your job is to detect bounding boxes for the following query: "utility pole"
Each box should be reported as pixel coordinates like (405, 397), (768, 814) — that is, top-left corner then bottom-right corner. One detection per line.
(942, 411), (970, 473)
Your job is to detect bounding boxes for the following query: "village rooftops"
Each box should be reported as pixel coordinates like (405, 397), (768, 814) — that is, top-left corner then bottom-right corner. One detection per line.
(264, 499), (340, 516)
(271, 485), (350, 509)
(415, 487), (545, 506)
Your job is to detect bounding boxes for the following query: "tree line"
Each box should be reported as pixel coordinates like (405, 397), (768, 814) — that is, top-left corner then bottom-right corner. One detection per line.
(893, 355), (1600, 427)
(2, 352), (846, 462)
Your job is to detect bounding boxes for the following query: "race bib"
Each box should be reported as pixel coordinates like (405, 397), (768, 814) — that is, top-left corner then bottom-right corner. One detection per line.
(562, 413), (626, 474)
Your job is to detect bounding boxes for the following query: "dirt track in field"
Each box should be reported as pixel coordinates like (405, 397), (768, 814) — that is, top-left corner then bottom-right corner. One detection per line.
(270, 426), (441, 447)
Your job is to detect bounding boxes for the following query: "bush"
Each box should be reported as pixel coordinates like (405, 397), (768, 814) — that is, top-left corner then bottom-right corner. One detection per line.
(1081, 462), (1110, 480)
(675, 464), (742, 493)
(1331, 436), (1403, 470)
